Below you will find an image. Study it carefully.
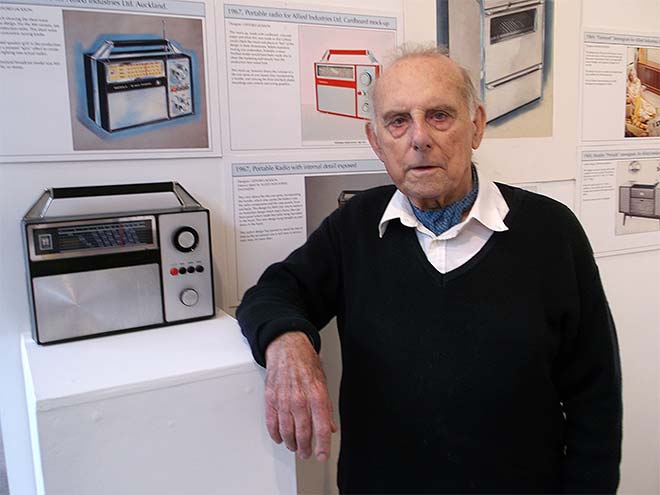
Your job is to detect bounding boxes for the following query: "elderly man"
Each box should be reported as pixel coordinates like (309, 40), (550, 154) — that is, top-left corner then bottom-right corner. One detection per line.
(237, 47), (622, 494)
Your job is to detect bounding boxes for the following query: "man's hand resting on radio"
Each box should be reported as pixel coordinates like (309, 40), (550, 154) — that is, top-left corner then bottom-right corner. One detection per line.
(264, 331), (337, 461)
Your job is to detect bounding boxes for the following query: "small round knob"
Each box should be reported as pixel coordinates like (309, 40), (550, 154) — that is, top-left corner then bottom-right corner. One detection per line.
(180, 288), (199, 307)
(173, 227), (199, 252)
(360, 72), (372, 86)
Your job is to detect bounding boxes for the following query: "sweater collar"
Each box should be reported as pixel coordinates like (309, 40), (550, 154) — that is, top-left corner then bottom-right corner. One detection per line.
(378, 166), (509, 239)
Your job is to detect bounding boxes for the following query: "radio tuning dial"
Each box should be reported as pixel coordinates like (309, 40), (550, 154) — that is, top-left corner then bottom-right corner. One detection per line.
(173, 227), (199, 252)
(360, 72), (372, 86)
(180, 288), (199, 307)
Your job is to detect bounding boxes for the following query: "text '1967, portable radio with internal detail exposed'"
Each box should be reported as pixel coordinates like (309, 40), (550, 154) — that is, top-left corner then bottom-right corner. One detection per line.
(84, 38), (194, 132)
(22, 182), (215, 345)
(314, 49), (381, 120)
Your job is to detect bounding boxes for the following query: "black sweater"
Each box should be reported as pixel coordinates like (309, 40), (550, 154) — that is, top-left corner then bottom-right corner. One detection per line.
(237, 184), (622, 494)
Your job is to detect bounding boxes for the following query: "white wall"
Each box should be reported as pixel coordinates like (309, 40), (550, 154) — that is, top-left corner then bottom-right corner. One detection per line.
(1, 1), (659, 494)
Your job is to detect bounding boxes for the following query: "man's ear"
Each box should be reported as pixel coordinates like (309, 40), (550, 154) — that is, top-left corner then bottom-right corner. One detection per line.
(471, 104), (487, 150)
(365, 122), (384, 160)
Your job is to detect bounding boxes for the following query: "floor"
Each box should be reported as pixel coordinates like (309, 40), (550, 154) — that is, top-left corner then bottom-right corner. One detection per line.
(0, 423), (8, 495)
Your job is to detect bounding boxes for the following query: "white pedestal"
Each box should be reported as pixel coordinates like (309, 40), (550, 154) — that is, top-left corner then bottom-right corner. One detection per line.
(21, 312), (296, 495)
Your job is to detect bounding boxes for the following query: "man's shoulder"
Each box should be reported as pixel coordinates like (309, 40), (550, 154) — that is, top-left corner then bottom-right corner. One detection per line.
(496, 182), (576, 220)
(495, 182), (586, 241)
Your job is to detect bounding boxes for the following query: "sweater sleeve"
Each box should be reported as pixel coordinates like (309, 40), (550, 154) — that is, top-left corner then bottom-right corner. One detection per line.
(556, 213), (622, 494)
(236, 213), (342, 367)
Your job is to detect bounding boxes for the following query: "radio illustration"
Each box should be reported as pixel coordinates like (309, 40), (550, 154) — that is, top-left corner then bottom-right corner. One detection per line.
(84, 38), (195, 133)
(314, 49), (381, 120)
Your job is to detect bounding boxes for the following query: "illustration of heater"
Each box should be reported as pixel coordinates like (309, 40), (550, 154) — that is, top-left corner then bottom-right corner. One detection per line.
(84, 38), (194, 132)
(314, 49), (380, 120)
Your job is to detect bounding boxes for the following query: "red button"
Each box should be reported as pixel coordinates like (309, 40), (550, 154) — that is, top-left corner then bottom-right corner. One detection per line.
(170, 268), (178, 276)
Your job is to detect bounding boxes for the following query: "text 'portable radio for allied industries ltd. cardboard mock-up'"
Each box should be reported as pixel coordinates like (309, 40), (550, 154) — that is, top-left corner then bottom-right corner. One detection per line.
(22, 182), (215, 344)
(84, 38), (194, 132)
(314, 49), (381, 120)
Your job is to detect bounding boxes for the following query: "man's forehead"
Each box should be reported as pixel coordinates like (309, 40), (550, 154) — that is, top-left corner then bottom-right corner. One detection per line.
(373, 56), (464, 111)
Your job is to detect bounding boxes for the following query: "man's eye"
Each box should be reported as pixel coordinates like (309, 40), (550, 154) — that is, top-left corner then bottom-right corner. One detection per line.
(389, 117), (407, 127)
(431, 112), (447, 121)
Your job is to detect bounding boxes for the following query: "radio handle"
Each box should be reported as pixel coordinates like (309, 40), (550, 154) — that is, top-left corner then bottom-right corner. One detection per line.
(111, 39), (171, 48)
(24, 182), (200, 220)
(91, 39), (181, 59)
(321, 49), (379, 64)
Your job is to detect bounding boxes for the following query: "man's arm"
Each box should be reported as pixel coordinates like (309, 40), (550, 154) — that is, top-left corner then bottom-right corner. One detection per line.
(264, 332), (337, 461)
(237, 214), (342, 460)
(557, 218), (623, 493)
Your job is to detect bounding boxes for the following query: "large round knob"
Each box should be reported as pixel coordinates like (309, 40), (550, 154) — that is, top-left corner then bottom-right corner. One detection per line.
(359, 72), (372, 86)
(173, 227), (199, 252)
(180, 288), (199, 307)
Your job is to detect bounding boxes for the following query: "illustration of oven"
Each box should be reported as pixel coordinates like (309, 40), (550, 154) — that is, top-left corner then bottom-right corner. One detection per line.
(84, 38), (194, 133)
(448, 0), (546, 121)
(315, 49), (381, 120)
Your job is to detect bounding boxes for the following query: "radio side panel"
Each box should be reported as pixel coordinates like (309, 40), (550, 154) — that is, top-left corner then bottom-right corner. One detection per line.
(83, 54), (96, 121)
(619, 186), (631, 214)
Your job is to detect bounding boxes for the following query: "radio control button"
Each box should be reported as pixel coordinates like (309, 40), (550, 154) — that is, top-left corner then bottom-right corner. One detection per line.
(173, 227), (199, 252)
(187, 266), (195, 274)
(178, 267), (187, 275)
(360, 72), (372, 86)
(180, 288), (199, 307)
(170, 267), (179, 276)
(362, 103), (369, 113)
(195, 265), (204, 273)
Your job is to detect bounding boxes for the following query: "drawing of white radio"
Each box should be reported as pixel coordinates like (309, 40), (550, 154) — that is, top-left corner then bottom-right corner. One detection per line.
(84, 38), (194, 133)
(314, 49), (381, 120)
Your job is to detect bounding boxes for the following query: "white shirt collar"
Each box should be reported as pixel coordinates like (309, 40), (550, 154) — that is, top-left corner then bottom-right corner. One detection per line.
(378, 166), (509, 239)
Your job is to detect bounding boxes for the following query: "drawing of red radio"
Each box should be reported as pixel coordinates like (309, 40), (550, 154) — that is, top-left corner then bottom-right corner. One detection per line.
(314, 49), (381, 120)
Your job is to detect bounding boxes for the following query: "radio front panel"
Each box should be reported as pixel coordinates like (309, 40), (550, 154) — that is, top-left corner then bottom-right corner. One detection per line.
(158, 210), (214, 323)
(32, 264), (164, 344)
(317, 83), (355, 118)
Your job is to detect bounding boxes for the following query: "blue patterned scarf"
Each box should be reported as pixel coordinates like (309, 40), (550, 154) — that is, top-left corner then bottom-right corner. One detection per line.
(409, 166), (479, 236)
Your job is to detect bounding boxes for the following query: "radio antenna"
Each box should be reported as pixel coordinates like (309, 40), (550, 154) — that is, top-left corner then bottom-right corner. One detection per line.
(162, 20), (166, 40)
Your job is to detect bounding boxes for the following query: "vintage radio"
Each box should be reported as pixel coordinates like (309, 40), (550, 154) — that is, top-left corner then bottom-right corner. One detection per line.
(84, 39), (194, 132)
(23, 182), (215, 344)
(314, 49), (381, 120)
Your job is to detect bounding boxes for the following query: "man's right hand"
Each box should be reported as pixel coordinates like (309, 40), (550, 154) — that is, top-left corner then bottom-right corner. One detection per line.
(264, 331), (337, 461)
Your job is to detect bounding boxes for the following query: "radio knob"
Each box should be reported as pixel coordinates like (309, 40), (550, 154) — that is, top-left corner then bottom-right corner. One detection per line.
(180, 288), (199, 307)
(173, 227), (199, 252)
(360, 72), (373, 86)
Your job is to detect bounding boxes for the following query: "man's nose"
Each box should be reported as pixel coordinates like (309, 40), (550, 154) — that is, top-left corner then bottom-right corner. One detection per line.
(411, 118), (432, 151)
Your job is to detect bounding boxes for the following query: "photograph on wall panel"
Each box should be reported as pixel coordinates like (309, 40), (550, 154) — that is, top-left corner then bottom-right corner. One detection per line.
(0, 0), (217, 162)
(63, 10), (209, 151)
(581, 30), (660, 143)
(229, 159), (388, 305)
(578, 147), (660, 256)
(437, 0), (554, 139)
(625, 47), (660, 138)
(223, 2), (400, 151)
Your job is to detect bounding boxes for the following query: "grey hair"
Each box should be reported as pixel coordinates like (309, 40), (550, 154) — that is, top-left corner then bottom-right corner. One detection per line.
(367, 43), (481, 131)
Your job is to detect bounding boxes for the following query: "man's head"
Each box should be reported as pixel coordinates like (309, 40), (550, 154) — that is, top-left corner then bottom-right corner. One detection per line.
(365, 46), (486, 210)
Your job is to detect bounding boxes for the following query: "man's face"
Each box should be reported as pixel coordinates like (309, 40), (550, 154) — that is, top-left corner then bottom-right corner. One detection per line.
(366, 55), (486, 210)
